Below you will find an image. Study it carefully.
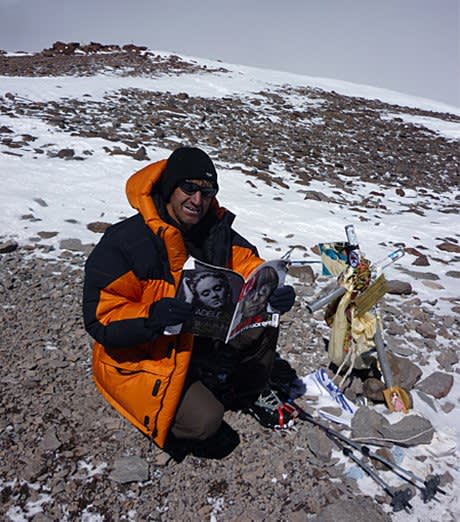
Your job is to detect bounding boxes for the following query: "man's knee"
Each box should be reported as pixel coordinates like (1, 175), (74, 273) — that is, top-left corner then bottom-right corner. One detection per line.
(171, 381), (225, 440)
(189, 402), (225, 440)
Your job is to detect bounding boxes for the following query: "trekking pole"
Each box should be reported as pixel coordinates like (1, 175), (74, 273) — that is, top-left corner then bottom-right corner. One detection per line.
(358, 444), (447, 503)
(281, 388), (414, 512)
(325, 430), (413, 513)
(282, 395), (446, 505)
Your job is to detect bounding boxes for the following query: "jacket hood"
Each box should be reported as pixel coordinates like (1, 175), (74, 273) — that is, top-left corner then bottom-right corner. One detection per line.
(125, 159), (167, 229)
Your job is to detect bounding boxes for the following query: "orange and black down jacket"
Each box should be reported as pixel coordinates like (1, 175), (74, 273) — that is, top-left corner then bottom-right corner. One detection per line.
(82, 159), (263, 447)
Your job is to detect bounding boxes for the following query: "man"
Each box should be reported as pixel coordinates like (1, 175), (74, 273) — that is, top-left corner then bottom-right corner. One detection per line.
(83, 146), (296, 460)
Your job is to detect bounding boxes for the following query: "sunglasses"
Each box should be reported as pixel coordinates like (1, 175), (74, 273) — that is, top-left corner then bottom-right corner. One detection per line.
(179, 180), (218, 199)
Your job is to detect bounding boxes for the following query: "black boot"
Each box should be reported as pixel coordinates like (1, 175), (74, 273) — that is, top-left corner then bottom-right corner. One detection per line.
(163, 421), (240, 462)
(189, 421), (240, 459)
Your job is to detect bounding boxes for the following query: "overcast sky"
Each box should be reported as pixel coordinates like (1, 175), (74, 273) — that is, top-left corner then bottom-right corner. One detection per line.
(0, 0), (458, 108)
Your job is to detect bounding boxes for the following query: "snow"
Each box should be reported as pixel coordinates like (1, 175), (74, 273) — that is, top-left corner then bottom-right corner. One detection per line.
(1, 51), (459, 521)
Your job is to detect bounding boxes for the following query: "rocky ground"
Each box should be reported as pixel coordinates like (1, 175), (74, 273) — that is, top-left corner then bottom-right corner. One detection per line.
(0, 244), (458, 521)
(1, 42), (459, 198)
(1, 42), (459, 521)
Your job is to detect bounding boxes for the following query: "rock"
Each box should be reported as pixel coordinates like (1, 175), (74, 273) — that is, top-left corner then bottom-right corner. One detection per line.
(87, 221), (112, 233)
(387, 352), (422, 390)
(0, 239), (18, 253)
(59, 238), (92, 253)
(388, 343), (414, 357)
(312, 496), (391, 521)
(288, 264), (315, 284)
(421, 280), (444, 290)
(440, 402), (456, 414)
(416, 371), (454, 398)
(40, 428), (61, 452)
(307, 427), (334, 461)
(351, 407), (434, 446)
(57, 148), (75, 158)
(436, 242), (460, 253)
(436, 348), (459, 370)
(37, 231), (59, 239)
(33, 197), (48, 207)
(303, 191), (332, 202)
(412, 255), (429, 266)
(133, 145), (149, 161)
(386, 280), (412, 295)
(373, 447), (395, 471)
(403, 270), (440, 281)
(351, 407), (387, 441)
(405, 247), (425, 256)
(109, 456), (149, 483)
(362, 378), (385, 402)
(415, 322), (437, 339)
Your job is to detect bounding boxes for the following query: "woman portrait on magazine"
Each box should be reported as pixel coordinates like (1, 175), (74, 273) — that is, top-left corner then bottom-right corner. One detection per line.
(181, 269), (238, 339)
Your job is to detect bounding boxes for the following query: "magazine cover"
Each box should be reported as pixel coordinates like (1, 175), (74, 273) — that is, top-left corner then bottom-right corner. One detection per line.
(164, 257), (288, 341)
(225, 260), (287, 342)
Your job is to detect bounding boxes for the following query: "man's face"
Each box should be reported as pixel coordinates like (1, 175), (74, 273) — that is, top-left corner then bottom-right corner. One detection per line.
(166, 179), (214, 229)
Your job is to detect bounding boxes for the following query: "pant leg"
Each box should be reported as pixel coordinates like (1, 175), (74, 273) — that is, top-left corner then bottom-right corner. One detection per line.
(229, 326), (279, 405)
(170, 380), (225, 440)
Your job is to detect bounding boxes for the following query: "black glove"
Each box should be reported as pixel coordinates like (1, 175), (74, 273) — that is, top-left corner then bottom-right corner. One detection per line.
(146, 298), (193, 332)
(268, 285), (296, 314)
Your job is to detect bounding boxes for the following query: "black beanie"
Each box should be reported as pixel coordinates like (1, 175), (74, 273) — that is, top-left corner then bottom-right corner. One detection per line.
(160, 147), (218, 201)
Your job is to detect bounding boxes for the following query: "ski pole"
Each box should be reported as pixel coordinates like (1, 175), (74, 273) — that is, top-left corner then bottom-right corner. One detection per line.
(282, 389), (414, 512)
(358, 444), (446, 503)
(283, 395), (446, 504)
(326, 430), (413, 513)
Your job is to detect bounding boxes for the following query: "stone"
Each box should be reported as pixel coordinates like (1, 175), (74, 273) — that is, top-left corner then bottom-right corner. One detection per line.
(312, 497), (391, 521)
(133, 145), (149, 161)
(307, 427), (334, 461)
(386, 280), (412, 295)
(40, 428), (61, 452)
(288, 264), (315, 284)
(33, 197), (48, 207)
(387, 351), (422, 390)
(440, 402), (456, 414)
(415, 322), (437, 339)
(436, 349), (459, 370)
(0, 239), (18, 253)
(416, 371), (454, 399)
(412, 255), (429, 266)
(403, 270), (440, 281)
(57, 148), (75, 158)
(351, 407), (434, 446)
(373, 447), (396, 471)
(109, 456), (149, 483)
(436, 242), (460, 253)
(362, 378), (385, 402)
(37, 231), (59, 239)
(87, 221), (112, 233)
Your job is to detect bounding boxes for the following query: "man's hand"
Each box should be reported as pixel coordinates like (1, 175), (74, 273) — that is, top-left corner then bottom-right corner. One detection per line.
(269, 285), (296, 314)
(146, 298), (193, 332)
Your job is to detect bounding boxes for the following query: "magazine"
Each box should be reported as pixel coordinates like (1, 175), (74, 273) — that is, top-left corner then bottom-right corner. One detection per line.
(164, 256), (289, 342)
